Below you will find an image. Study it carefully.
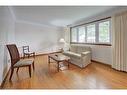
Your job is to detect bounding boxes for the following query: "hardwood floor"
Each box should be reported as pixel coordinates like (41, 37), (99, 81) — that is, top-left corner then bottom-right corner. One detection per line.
(2, 55), (127, 89)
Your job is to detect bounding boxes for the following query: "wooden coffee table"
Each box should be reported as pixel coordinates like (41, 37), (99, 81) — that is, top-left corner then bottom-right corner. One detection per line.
(48, 53), (70, 72)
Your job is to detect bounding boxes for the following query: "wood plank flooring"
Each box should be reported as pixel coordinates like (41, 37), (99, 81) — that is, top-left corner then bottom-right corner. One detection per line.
(2, 55), (127, 89)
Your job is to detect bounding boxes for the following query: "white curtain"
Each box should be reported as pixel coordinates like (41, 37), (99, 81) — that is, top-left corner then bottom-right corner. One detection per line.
(64, 27), (70, 51)
(112, 11), (127, 72)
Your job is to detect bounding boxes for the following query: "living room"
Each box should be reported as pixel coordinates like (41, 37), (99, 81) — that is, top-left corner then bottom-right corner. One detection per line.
(0, 4), (127, 94)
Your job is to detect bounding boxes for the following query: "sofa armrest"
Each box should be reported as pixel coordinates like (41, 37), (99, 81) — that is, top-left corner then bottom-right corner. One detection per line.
(81, 51), (91, 57)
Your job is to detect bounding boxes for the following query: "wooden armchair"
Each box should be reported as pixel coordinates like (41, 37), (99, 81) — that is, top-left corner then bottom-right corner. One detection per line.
(6, 44), (35, 80)
(23, 46), (35, 59)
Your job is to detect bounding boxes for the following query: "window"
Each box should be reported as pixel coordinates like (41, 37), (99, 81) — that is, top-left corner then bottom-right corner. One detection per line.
(99, 21), (110, 43)
(71, 28), (77, 42)
(70, 18), (111, 45)
(78, 27), (85, 42)
(87, 24), (95, 43)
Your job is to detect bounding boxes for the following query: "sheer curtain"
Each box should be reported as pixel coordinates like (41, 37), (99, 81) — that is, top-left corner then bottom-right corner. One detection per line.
(112, 11), (127, 72)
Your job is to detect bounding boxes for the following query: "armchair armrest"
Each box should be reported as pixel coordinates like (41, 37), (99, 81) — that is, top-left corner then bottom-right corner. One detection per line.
(81, 51), (91, 56)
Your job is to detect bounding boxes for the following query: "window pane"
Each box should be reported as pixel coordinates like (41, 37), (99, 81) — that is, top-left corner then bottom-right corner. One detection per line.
(87, 24), (95, 43)
(71, 28), (77, 42)
(78, 27), (85, 42)
(99, 21), (110, 43)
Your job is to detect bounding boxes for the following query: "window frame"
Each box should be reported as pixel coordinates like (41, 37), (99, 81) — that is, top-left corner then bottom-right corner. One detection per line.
(97, 19), (111, 44)
(86, 23), (96, 43)
(70, 18), (111, 46)
(77, 25), (86, 43)
(70, 27), (78, 43)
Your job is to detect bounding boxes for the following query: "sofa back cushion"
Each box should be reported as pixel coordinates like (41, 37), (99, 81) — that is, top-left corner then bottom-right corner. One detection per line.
(70, 45), (91, 54)
(70, 45), (77, 52)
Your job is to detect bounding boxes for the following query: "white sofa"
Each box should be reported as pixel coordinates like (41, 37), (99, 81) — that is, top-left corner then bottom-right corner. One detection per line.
(63, 45), (92, 68)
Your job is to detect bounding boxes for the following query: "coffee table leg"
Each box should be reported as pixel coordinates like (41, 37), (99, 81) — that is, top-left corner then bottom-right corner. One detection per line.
(68, 62), (69, 68)
(57, 62), (59, 72)
(48, 56), (50, 64)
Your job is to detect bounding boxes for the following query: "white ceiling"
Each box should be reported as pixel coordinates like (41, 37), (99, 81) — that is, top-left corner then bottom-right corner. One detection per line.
(12, 6), (116, 27)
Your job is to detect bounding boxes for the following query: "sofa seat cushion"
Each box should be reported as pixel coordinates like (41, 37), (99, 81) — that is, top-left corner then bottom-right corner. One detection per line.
(14, 58), (34, 67)
(63, 51), (81, 58)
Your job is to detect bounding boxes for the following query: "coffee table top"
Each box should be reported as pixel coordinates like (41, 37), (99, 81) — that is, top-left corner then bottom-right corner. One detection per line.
(48, 53), (70, 62)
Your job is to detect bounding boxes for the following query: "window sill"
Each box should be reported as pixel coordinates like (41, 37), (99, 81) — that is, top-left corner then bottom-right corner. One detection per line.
(70, 42), (112, 46)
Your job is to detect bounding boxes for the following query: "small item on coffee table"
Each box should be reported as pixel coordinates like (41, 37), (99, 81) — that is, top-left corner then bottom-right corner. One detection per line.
(55, 54), (58, 57)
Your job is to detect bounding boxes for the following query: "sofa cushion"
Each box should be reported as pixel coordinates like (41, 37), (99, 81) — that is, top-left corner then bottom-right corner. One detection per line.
(70, 45), (77, 53)
(63, 51), (81, 58)
(70, 45), (91, 54)
(77, 46), (91, 54)
(77, 46), (84, 54)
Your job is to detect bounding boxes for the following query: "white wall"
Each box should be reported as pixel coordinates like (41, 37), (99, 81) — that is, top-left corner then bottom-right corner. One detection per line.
(15, 22), (65, 56)
(89, 45), (112, 65)
(0, 6), (15, 85)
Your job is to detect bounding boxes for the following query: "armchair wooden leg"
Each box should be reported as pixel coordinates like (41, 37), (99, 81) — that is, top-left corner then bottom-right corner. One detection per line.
(32, 62), (35, 70)
(28, 54), (30, 58)
(23, 54), (25, 59)
(33, 52), (35, 58)
(29, 65), (31, 77)
(16, 67), (19, 73)
(9, 68), (14, 80)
